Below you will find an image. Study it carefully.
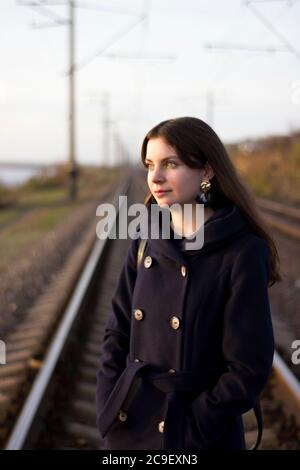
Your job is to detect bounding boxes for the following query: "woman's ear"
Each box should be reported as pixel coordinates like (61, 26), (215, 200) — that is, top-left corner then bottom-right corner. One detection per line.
(204, 162), (215, 181)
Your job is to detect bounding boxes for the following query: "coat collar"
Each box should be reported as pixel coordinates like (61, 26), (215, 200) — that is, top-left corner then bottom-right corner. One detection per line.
(140, 201), (250, 264)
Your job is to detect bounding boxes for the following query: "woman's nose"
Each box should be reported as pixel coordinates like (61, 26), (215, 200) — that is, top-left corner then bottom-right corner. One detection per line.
(151, 166), (166, 183)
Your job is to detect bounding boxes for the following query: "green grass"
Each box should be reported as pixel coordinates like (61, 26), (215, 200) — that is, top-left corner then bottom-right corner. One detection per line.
(0, 206), (74, 273)
(0, 165), (123, 274)
(19, 188), (68, 206)
(0, 207), (23, 228)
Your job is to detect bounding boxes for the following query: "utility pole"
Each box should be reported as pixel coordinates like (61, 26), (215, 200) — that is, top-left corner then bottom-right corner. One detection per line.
(86, 91), (112, 166)
(17, 0), (78, 201)
(206, 90), (214, 127)
(113, 126), (128, 167)
(101, 92), (111, 166)
(18, 0), (175, 196)
(68, 0), (77, 200)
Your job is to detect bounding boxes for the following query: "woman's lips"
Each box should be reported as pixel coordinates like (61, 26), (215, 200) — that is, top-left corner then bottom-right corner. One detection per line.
(154, 190), (171, 197)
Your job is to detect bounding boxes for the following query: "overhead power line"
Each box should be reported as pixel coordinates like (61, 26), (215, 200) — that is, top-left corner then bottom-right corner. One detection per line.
(204, 42), (287, 53)
(17, 0), (176, 199)
(244, 0), (300, 63)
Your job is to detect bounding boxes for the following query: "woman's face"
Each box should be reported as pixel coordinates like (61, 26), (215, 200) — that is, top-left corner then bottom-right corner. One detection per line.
(145, 137), (211, 207)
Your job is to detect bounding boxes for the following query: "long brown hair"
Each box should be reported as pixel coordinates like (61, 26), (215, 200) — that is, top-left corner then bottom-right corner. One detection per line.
(141, 117), (281, 287)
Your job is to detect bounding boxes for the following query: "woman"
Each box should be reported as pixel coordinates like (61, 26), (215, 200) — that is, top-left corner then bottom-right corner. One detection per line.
(96, 117), (280, 451)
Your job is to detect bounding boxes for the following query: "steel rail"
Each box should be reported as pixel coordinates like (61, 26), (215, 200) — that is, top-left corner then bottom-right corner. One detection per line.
(5, 174), (132, 450)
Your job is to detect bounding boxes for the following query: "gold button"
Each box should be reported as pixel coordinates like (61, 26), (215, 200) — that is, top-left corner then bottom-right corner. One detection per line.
(158, 420), (165, 433)
(168, 368), (176, 374)
(144, 256), (152, 268)
(118, 410), (127, 422)
(170, 316), (181, 330)
(134, 309), (144, 321)
(181, 266), (187, 277)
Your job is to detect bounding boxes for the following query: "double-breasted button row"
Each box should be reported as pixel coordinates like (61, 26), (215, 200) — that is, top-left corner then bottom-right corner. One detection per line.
(143, 255), (187, 278)
(119, 374), (171, 436)
(143, 256), (187, 282)
(134, 310), (181, 330)
(118, 410), (169, 433)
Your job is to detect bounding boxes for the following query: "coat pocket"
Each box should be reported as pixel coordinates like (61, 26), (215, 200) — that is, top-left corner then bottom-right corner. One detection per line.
(102, 377), (166, 450)
(184, 409), (206, 451)
(183, 410), (246, 451)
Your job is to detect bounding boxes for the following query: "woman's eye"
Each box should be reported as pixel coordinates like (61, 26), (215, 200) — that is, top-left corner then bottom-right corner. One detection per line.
(166, 161), (177, 168)
(145, 161), (177, 170)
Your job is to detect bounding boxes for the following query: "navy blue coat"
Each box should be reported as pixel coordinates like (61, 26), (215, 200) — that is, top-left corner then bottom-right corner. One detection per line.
(96, 201), (275, 450)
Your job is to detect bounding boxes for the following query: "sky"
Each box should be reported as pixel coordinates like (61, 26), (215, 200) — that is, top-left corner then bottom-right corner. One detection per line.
(0, 0), (300, 167)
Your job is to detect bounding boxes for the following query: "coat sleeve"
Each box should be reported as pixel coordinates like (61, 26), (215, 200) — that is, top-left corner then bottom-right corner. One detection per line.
(96, 237), (139, 433)
(189, 237), (275, 448)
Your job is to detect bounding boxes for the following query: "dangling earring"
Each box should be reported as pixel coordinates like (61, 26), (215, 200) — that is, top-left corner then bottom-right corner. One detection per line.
(198, 179), (211, 207)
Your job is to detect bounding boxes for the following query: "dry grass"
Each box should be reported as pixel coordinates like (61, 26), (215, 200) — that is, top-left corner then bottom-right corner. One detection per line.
(229, 134), (300, 207)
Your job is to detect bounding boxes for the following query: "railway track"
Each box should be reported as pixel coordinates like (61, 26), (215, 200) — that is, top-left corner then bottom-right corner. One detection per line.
(256, 197), (300, 241)
(1, 172), (300, 450)
(0, 173), (131, 449)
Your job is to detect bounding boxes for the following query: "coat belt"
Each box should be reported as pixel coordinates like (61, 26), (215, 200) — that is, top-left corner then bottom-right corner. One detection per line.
(98, 358), (205, 449)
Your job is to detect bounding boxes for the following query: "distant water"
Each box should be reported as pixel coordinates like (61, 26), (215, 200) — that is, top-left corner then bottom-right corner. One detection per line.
(0, 167), (39, 187)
